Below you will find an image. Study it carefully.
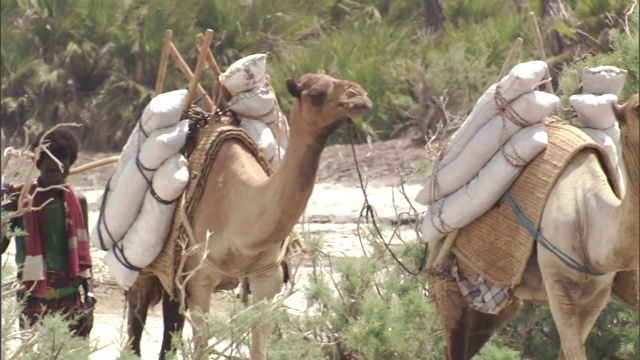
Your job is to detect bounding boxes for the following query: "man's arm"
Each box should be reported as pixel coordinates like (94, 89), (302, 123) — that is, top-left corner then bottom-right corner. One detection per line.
(75, 190), (96, 303)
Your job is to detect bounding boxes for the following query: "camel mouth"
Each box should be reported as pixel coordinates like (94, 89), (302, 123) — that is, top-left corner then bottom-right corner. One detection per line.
(339, 96), (373, 119)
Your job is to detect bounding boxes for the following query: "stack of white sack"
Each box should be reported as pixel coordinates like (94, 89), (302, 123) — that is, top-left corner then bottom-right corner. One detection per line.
(415, 60), (556, 205)
(103, 153), (189, 288)
(92, 89), (189, 251)
(570, 66), (627, 197)
(416, 60), (559, 243)
(420, 124), (548, 242)
(219, 54), (290, 169)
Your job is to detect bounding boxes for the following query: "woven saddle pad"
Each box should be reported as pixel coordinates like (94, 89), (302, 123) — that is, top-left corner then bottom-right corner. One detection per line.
(145, 120), (272, 299)
(451, 117), (621, 286)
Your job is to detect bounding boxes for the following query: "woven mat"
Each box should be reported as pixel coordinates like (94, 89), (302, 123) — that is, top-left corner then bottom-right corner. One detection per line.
(452, 117), (620, 286)
(144, 121), (272, 299)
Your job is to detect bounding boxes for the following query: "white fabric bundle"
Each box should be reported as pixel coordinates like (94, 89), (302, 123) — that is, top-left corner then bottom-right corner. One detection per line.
(420, 124), (548, 242)
(103, 154), (189, 288)
(440, 61), (549, 168)
(92, 119), (189, 250)
(110, 89), (188, 187)
(570, 68), (627, 196)
(139, 120), (190, 169)
(416, 91), (559, 205)
(570, 93), (618, 129)
(219, 54), (267, 95)
(239, 119), (283, 168)
(220, 55), (290, 169)
(582, 66), (627, 96)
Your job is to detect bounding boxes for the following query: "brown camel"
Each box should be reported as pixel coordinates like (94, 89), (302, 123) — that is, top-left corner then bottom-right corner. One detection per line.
(126, 73), (372, 359)
(436, 93), (639, 360)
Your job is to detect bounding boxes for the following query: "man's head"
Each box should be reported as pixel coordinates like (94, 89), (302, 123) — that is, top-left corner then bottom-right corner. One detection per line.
(30, 128), (79, 187)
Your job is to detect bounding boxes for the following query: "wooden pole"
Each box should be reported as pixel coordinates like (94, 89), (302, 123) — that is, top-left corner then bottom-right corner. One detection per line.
(528, 12), (554, 93)
(497, 37), (523, 81)
(154, 30), (173, 96)
(195, 32), (231, 104)
(196, 33), (222, 78)
(69, 156), (119, 174)
(168, 42), (214, 110)
(183, 29), (214, 112)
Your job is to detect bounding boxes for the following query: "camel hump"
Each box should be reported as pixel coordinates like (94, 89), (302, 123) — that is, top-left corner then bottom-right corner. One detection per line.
(451, 117), (618, 287)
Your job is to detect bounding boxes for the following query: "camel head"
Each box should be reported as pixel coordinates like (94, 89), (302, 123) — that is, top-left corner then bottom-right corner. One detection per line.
(285, 73), (372, 136)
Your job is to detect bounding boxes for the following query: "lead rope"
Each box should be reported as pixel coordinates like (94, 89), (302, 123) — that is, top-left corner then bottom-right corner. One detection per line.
(504, 191), (606, 276)
(347, 122), (429, 276)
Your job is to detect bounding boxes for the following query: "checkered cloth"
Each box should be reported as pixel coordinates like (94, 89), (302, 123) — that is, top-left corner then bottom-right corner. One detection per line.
(450, 258), (512, 314)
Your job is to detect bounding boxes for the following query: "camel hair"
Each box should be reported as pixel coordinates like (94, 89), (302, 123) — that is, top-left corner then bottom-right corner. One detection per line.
(438, 93), (639, 360)
(125, 73), (372, 360)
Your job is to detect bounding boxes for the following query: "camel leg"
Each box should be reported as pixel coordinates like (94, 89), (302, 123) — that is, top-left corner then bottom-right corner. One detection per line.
(538, 249), (588, 360)
(577, 281), (614, 343)
(247, 267), (284, 360)
(185, 270), (219, 359)
(465, 298), (523, 358)
(127, 274), (163, 357)
(159, 290), (185, 360)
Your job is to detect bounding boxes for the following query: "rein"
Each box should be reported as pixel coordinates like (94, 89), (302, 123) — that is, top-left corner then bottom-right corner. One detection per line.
(347, 122), (429, 276)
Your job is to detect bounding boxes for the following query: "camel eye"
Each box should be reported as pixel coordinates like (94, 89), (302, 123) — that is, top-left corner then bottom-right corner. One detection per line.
(308, 89), (326, 106)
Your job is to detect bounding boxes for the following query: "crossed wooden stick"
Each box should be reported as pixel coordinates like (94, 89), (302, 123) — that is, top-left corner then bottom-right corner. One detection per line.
(67, 28), (224, 175)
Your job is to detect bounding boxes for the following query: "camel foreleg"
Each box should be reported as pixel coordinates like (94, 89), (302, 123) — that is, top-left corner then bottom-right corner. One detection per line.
(247, 266), (284, 360)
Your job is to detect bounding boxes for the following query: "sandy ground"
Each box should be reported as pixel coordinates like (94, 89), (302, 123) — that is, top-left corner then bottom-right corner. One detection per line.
(2, 134), (430, 359)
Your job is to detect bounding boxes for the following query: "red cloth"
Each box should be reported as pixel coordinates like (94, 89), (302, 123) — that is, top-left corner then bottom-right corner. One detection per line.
(22, 184), (92, 295)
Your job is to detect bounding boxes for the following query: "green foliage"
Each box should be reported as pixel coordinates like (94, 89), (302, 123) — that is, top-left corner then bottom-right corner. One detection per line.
(558, 8), (639, 102)
(4, 0), (629, 150)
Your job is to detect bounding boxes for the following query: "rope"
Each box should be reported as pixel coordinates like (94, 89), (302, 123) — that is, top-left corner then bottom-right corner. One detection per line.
(347, 122), (429, 276)
(504, 191), (606, 276)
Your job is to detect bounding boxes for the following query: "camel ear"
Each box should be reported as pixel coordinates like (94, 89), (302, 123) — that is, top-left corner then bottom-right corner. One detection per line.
(286, 78), (300, 98)
(613, 102), (625, 123)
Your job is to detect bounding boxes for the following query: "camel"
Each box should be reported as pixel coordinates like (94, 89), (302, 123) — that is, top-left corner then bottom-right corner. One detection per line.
(125, 73), (372, 359)
(434, 93), (639, 360)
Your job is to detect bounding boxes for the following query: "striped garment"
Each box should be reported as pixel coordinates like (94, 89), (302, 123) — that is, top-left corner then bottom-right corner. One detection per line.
(20, 184), (92, 296)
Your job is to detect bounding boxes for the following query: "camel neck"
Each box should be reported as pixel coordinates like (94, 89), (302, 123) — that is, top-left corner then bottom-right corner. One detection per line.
(593, 142), (639, 272)
(256, 112), (330, 246)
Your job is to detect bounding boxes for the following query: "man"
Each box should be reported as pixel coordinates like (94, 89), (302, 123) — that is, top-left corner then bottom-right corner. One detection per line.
(1, 127), (96, 337)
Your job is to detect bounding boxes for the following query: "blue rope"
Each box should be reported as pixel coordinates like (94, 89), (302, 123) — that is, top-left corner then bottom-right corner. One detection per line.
(504, 191), (606, 276)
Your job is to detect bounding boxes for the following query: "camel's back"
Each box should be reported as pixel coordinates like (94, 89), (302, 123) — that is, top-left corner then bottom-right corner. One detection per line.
(451, 118), (618, 286)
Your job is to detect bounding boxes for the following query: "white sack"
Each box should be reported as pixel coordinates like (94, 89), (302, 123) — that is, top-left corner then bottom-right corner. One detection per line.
(440, 61), (549, 168)
(102, 90), (187, 208)
(420, 124), (548, 243)
(239, 118), (284, 168)
(228, 82), (277, 117)
(219, 54), (267, 95)
(92, 156), (153, 250)
(103, 154), (189, 289)
(570, 93), (618, 129)
(416, 91), (559, 205)
(582, 66), (627, 96)
(144, 89), (188, 133)
(138, 120), (189, 170)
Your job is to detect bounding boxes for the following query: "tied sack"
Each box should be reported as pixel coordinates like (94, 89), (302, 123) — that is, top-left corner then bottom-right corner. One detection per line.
(109, 89), (188, 189)
(439, 60), (549, 168)
(420, 123), (548, 243)
(92, 120), (189, 250)
(219, 54), (267, 95)
(103, 154), (189, 289)
(416, 90), (559, 205)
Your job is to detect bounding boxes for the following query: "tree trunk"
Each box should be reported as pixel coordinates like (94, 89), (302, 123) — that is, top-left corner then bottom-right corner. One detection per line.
(423, 0), (446, 34)
(540, 0), (569, 19)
